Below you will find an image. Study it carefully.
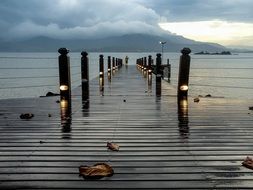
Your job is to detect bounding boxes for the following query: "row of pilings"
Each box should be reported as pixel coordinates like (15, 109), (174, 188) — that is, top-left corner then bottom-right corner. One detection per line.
(136, 48), (191, 100)
(58, 47), (123, 105)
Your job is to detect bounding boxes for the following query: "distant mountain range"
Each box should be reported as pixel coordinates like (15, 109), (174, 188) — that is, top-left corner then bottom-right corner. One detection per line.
(0, 33), (229, 52)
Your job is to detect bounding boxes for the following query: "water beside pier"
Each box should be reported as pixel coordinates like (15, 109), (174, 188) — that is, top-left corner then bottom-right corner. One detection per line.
(0, 52), (253, 100)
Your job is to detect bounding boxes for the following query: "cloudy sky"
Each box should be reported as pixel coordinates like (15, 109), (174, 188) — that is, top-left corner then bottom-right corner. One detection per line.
(0, 0), (252, 46)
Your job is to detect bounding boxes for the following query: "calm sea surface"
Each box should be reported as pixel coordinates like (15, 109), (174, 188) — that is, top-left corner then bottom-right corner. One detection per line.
(0, 52), (252, 100)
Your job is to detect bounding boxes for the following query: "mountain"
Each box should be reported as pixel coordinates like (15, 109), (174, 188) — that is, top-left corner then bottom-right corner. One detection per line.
(0, 33), (228, 52)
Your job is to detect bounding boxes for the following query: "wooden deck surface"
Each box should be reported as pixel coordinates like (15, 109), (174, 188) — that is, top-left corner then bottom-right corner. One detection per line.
(0, 65), (253, 189)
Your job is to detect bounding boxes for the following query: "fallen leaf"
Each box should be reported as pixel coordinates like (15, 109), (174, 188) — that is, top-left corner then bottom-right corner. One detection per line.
(205, 94), (212, 97)
(107, 142), (119, 151)
(194, 97), (200, 103)
(79, 163), (114, 179)
(20, 113), (34, 119)
(249, 107), (253, 110)
(242, 156), (253, 169)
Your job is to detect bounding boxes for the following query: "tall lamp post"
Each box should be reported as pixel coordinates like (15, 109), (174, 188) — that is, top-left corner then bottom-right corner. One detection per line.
(159, 41), (166, 64)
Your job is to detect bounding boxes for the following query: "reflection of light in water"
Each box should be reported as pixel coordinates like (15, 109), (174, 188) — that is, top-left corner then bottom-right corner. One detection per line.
(148, 74), (152, 88)
(178, 98), (189, 139)
(60, 99), (72, 137)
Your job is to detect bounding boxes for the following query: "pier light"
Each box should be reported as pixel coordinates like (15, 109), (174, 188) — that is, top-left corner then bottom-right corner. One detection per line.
(180, 85), (189, 91)
(60, 85), (69, 91)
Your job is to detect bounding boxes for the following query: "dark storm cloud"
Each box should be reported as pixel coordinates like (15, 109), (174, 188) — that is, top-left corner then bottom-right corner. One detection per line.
(0, 0), (252, 40)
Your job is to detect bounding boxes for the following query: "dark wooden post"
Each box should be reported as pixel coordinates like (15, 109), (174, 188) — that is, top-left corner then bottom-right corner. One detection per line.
(112, 57), (115, 71)
(107, 56), (111, 80)
(99, 54), (104, 85)
(144, 57), (147, 71)
(177, 48), (191, 99)
(167, 59), (171, 79)
(81, 51), (89, 101)
(148, 55), (152, 85)
(156, 53), (162, 96)
(58, 48), (71, 101)
(116, 58), (118, 70)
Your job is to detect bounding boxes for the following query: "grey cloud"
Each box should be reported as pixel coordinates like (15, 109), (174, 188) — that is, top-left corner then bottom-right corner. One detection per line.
(0, 0), (164, 40)
(0, 0), (252, 41)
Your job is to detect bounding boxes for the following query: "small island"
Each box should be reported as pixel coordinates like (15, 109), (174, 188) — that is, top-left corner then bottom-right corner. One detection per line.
(194, 51), (232, 55)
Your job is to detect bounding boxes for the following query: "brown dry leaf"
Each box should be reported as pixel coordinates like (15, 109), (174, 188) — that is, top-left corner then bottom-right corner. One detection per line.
(242, 156), (253, 169)
(20, 113), (34, 119)
(79, 163), (114, 179)
(107, 142), (119, 151)
(194, 97), (200, 103)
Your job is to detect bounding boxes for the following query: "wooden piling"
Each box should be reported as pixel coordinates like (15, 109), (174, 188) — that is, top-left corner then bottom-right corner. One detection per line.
(148, 55), (152, 86)
(58, 48), (71, 101)
(156, 53), (162, 96)
(81, 51), (89, 101)
(99, 54), (104, 86)
(177, 48), (191, 99)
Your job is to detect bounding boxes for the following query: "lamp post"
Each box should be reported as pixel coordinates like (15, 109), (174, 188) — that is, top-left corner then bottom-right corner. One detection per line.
(159, 41), (166, 64)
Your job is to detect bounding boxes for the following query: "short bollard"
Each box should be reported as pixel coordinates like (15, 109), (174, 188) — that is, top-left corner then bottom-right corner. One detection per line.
(99, 54), (104, 86)
(81, 51), (89, 102)
(177, 48), (191, 99)
(58, 48), (71, 101)
(156, 53), (162, 96)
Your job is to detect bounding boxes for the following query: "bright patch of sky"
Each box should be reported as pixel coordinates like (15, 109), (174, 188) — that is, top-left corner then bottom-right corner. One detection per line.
(159, 20), (253, 46)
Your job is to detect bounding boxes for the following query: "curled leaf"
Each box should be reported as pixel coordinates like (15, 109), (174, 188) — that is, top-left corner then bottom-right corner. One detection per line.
(242, 156), (253, 169)
(194, 97), (200, 103)
(79, 163), (114, 179)
(249, 106), (253, 110)
(20, 113), (34, 119)
(107, 142), (119, 151)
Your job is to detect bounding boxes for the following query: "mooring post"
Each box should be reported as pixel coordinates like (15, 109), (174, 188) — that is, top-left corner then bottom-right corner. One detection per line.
(116, 58), (118, 70)
(148, 55), (152, 85)
(107, 56), (111, 79)
(112, 57), (115, 71)
(99, 54), (104, 86)
(156, 53), (162, 96)
(177, 48), (191, 99)
(58, 48), (71, 101)
(81, 51), (89, 101)
(167, 59), (171, 79)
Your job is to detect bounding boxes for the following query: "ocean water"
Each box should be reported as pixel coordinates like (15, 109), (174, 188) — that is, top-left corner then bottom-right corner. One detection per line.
(0, 52), (252, 100)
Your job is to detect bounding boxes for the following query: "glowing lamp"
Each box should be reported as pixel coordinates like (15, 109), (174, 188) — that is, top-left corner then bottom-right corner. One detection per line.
(60, 85), (69, 91)
(99, 72), (103, 75)
(180, 85), (188, 91)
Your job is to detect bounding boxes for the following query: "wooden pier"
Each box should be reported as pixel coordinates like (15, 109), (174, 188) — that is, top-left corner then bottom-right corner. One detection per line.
(0, 64), (253, 189)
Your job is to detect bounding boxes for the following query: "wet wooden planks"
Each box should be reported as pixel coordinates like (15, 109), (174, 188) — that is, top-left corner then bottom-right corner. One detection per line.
(0, 65), (253, 189)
